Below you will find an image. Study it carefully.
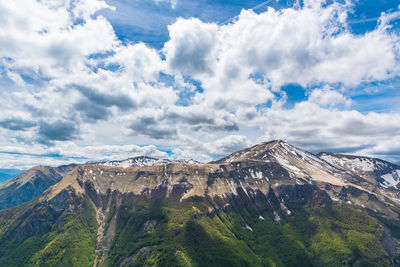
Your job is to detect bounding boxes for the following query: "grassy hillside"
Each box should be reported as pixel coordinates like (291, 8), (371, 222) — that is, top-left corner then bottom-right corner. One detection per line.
(104, 194), (396, 267)
(0, 188), (397, 266)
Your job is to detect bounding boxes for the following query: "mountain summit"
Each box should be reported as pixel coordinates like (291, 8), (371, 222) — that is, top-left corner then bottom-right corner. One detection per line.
(0, 141), (400, 266)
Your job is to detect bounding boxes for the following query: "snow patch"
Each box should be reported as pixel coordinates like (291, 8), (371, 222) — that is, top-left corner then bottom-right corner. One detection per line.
(320, 154), (378, 172)
(273, 211), (281, 222)
(381, 170), (400, 188)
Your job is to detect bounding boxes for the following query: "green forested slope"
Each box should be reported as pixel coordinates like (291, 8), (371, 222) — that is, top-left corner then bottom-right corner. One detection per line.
(0, 190), (97, 266)
(0, 187), (397, 267)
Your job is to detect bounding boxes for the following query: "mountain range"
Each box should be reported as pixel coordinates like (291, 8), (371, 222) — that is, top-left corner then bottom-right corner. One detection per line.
(0, 140), (400, 266)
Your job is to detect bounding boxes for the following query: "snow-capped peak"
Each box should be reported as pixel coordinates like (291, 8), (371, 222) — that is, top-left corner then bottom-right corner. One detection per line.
(217, 140), (324, 165)
(217, 140), (345, 186)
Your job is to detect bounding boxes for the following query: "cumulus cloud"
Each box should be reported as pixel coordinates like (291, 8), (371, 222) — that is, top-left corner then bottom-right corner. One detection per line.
(165, 106), (239, 132)
(38, 120), (80, 143)
(257, 93), (400, 159)
(164, 18), (218, 76)
(308, 87), (352, 108)
(74, 85), (137, 111)
(0, 0), (400, 168)
(107, 43), (163, 82)
(74, 99), (111, 122)
(172, 135), (251, 162)
(128, 115), (178, 139)
(0, 118), (35, 131)
(0, 0), (118, 77)
(164, 1), (399, 89)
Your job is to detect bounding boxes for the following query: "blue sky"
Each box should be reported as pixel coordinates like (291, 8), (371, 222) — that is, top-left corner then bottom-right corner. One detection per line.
(0, 0), (399, 169)
(100, 0), (270, 48)
(100, 0), (399, 44)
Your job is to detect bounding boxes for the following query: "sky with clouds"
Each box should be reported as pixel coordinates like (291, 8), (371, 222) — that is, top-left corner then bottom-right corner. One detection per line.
(0, 0), (400, 169)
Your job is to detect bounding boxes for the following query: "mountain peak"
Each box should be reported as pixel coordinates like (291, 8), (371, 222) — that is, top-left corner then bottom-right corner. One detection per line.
(215, 140), (346, 186)
(217, 139), (311, 163)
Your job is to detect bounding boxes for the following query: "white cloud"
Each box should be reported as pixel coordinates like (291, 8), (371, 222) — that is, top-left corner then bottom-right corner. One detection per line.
(106, 43), (163, 82)
(172, 134), (251, 162)
(164, 2), (399, 89)
(308, 87), (352, 108)
(257, 94), (400, 158)
(0, 0), (400, 168)
(6, 71), (25, 87)
(164, 18), (218, 76)
(0, 0), (118, 78)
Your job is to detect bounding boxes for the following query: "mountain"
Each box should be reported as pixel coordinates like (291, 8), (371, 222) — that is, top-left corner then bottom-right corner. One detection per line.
(0, 140), (400, 266)
(216, 140), (346, 186)
(0, 164), (76, 210)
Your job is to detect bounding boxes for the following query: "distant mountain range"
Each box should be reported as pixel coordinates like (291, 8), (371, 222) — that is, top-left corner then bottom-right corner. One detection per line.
(0, 169), (24, 183)
(0, 140), (400, 266)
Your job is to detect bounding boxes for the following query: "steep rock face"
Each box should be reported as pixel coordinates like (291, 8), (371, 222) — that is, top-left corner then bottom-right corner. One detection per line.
(277, 184), (332, 207)
(11, 189), (72, 243)
(0, 164), (75, 210)
(44, 163), (274, 203)
(0, 188), (98, 266)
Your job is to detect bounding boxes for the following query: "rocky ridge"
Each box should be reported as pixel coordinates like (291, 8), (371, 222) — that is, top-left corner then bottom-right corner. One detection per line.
(40, 140), (400, 220)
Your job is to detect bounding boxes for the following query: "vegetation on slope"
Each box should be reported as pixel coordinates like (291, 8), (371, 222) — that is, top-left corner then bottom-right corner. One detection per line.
(0, 191), (97, 266)
(0, 187), (397, 266)
(104, 194), (396, 267)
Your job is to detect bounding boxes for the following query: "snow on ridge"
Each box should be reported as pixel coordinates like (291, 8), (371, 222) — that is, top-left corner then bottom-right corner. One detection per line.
(271, 142), (336, 175)
(89, 156), (200, 168)
(319, 153), (389, 172)
(320, 153), (400, 190)
(221, 140), (325, 164)
(278, 141), (326, 165)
